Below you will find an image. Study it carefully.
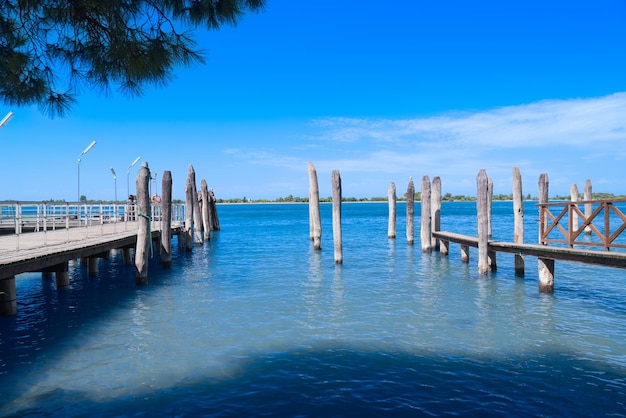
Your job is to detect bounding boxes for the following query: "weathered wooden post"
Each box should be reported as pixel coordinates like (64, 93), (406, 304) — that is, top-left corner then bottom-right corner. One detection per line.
(487, 177), (497, 270)
(332, 170), (343, 264)
(420, 175), (432, 253)
(512, 167), (524, 276)
(188, 165), (203, 245)
(570, 183), (579, 234)
(184, 177), (194, 251)
(208, 189), (220, 231)
(201, 179), (211, 241)
(431, 176), (441, 251)
(584, 179), (592, 234)
(308, 162), (322, 250)
(0, 276), (17, 315)
(538, 172), (554, 292)
(406, 178), (415, 245)
(477, 169), (490, 274)
(160, 170), (173, 268)
(135, 162), (151, 285)
(388, 182), (396, 239)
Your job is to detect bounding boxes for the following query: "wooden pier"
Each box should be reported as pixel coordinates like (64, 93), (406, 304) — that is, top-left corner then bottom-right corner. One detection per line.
(0, 211), (184, 315)
(426, 168), (626, 292)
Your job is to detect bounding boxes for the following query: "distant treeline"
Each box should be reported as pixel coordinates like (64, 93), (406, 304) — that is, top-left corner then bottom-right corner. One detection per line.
(215, 192), (626, 204)
(3, 192), (623, 204)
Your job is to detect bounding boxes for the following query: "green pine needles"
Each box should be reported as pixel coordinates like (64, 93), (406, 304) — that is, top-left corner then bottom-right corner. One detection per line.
(0, 0), (265, 116)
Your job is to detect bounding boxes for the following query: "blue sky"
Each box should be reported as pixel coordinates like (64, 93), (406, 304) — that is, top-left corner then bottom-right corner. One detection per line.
(2, 0), (626, 201)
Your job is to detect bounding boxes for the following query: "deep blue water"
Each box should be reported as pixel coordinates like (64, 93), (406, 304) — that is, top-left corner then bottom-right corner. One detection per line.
(1, 201), (625, 417)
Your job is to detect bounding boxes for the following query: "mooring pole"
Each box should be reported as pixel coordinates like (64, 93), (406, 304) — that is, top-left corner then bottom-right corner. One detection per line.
(406, 178), (415, 245)
(538, 172), (554, 292)
(135, 162), (151, 285)
(388, 182), (396, 239)
(477, 169), (490, 275)
(512, 167), (524, 276)
(332, 170), (343, 264)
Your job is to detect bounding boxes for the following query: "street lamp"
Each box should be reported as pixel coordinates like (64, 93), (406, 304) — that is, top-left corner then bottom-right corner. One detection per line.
(77, 140), (97, 202)
(126, 156), (141, 200)
(110, 167), (117, 202)
(0, 111), (14, 129)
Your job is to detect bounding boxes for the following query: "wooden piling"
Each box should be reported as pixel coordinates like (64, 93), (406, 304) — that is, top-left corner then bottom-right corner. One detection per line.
(55, 262), (69, 289)
(184, 177), (194, 252)
(477, 169), (490, 274)
(208, 188), (220, 231)
(420, 175), (432, 253)
(201, 179), (211, 241)
(332, 170), (343, 264)
(388, 182), (396, 239)
(160, 170), (173, 268)
(406, 178), (415, 245)
(487, 177), (493, 239)
(122, 247), (132, 265)
(188, 165), (203, 245)
(460, 245), (469, 263)
(431, 176), (441, 251)
(570, 183), (579, 233)
(538, 172), (554, 292)
(512, 167), (525, 276)
(584, 179), (592, 234)
(134, 162), (151, 285)
(0, 276), (17, 315)
(308, 162), (322, 250)
(88, 257), (98, 277)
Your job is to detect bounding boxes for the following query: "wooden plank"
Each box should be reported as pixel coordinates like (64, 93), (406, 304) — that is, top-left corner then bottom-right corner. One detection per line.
(432, 230), (626, 269)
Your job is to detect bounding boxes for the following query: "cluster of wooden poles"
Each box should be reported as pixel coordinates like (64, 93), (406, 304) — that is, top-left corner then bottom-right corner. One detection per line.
(307, 161), (599, 293)
(134, 163), (220, 284)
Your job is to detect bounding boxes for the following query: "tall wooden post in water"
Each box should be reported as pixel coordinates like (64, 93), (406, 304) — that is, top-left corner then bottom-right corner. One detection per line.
(406, 178), (415, 245)
(538, 173), (554, 292)
(135, 162), (151, 285)
(188, 165), (203, 245)
(388, 182), (396, 239)
(201, 179), (211, 241)
(332, 170), (343, 264)
(160, 170), (173, 268)
(184, 177), (194, 251)
(584, 179), (592, 234)
(570, 183), (579, 233)
(420, 175), (432, 253)
(476, 169), (490, 274)
(512, 167), (524, 276)
(308, 162), (322, 250)
(431, 176), (441, 251)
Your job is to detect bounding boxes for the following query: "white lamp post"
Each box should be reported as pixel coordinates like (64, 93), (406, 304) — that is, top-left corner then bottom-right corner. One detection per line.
(77, 140), (97, 202)
(110, 167), (117, 202)
(0, 111), (14, 129)
(126, 156), (141, 200)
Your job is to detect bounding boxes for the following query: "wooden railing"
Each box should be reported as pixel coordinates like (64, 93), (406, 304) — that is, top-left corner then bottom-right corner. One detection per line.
(539, 198), (626, 251)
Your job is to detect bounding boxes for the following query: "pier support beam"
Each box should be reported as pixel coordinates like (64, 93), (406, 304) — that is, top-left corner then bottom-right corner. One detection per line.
(512, 167), (525, 276)
(55, 262), (70, 289)
(122, 247), (132, 265)
(477, 169), (490, 274)
(88, 257), (98, 277)
(461, 245), (469, 263)
(538, 173), (554, 292)
(440, 239), (449, 256)
(431, 176), (441, 251)
(0, 276), (17, 315)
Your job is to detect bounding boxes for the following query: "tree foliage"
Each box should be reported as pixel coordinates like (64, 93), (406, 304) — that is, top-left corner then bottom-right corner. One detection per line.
(0, 0), (265, 116)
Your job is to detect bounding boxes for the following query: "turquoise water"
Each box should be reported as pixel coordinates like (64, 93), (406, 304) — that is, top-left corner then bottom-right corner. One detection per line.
(1, 201), (625, 417)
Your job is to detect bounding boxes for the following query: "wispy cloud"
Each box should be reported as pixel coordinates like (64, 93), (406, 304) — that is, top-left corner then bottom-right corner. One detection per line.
(223, 92), (626, 197)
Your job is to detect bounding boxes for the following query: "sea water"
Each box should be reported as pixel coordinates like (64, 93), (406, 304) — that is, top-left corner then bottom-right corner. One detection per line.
(0, 201), (625, 417)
